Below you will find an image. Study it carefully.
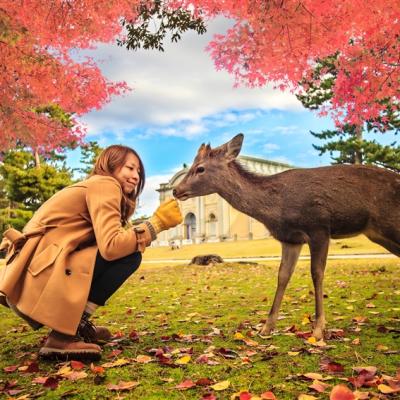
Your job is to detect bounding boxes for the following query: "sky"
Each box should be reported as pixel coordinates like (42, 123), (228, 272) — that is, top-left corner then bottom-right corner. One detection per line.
(67, 17), (393, 217)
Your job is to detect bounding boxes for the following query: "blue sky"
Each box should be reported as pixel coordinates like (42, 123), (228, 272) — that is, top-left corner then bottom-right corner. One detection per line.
(67, 17), (395, 217)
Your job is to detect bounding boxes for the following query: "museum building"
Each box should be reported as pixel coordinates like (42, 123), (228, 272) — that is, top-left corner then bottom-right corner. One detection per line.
(155, 155), (292, 246)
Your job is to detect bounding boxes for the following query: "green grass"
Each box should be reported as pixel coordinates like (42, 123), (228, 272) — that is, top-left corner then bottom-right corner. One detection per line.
(0, 256), (399, 399)
(143, 235), (389, 261)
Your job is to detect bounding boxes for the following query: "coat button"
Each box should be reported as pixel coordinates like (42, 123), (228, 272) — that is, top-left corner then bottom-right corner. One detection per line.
(65, 269), (72, 276)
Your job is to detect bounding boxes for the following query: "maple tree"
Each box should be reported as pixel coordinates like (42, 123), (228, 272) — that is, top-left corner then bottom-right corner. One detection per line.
(178, 0), (399, 127)
(2, 0), (399, 151)
(0, 0), (136, 152)
(0, 1), (206, 153)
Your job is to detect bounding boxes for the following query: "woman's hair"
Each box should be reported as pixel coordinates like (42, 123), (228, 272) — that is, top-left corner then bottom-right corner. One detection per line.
(91, 145), (145, 222)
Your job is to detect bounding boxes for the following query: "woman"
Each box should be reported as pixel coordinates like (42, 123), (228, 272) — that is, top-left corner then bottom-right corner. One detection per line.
(0, 145), (183, 360)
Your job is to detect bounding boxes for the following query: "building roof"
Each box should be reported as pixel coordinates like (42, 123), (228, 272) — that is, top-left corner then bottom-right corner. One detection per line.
(157, 154), (294, 192)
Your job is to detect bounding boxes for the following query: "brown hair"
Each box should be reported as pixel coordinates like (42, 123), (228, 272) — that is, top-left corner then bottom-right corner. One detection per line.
(91, 145), (145, 222)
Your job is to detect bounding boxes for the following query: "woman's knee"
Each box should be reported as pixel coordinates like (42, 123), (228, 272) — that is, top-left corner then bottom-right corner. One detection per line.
(118, 251), (142, 273)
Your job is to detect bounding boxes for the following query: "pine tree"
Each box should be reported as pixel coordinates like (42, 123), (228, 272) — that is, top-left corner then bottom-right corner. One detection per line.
(0, 147), (74, 236)
(297, 54), (400, 172)
(76, 141), (104, 177)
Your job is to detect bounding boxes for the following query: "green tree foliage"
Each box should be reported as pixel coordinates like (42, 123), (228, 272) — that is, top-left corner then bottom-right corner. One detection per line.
(297, 54), (400, 172)
(77, 141), (103, 177)
(0, 148), (74, 236)
(119, 0), (207, 52)
(1, 149), (73, 211)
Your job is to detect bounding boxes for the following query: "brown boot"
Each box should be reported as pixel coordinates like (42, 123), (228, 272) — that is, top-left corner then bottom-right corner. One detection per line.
(39, 330), (101, 361)
(77, 312), (111, 343)
(92, 326), (112, 342)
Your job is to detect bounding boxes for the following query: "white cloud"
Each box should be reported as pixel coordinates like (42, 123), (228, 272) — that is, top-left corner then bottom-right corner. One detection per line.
(263, 143), (280, 153)
(270, 125), (300, 135)
(79, 17), (302, 137)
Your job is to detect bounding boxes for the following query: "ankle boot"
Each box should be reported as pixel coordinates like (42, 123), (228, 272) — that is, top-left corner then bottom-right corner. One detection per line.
(77, 312), (112, 343)
(39, 330), (101, 360)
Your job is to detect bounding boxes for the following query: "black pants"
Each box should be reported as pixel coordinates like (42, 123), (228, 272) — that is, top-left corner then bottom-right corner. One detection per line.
(88, 251), (142, 306)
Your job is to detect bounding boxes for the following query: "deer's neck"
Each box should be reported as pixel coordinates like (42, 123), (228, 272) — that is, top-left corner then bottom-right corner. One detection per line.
(217, 163), (275, 221)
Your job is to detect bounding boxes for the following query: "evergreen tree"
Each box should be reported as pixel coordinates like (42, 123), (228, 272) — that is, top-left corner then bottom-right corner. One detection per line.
(0, 147), (74, 236)
(76, 141), (103, 177)
(297, 54), (400, 172)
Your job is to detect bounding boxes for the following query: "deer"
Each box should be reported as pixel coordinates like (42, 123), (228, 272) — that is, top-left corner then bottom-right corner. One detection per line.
(173, 133), (400, 339)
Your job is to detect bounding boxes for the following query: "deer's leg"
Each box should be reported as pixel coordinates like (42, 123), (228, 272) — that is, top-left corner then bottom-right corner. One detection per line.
(366, 233), (400, 257)
(309, 232), (330, 340)
(260, 242), (302, 335)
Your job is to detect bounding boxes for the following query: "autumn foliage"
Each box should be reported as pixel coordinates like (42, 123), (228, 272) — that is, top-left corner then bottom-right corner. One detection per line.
(1, 1), (399, 151)
(180, 0), (400, 127)
(0, 1), (134, 152)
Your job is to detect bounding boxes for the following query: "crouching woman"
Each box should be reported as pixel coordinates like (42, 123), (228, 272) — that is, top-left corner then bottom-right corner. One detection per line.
(0, 145), (183, 360)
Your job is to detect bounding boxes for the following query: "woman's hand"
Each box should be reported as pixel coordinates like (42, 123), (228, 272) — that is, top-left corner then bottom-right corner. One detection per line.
(148, 199), (183, 233)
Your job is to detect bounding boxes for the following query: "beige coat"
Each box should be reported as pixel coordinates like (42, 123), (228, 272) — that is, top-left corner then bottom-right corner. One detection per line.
(0, 175), (152, 335)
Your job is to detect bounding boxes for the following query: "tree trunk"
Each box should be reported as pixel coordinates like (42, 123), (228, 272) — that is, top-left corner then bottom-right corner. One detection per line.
(34, 150), (41, 168)
(354, 126), (363, 164)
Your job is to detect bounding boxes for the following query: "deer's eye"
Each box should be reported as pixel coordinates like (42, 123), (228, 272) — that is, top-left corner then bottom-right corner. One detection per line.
(195, 166), (205, 174)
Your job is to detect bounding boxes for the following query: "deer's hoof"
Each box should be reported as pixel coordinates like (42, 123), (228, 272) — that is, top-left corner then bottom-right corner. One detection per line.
(312, 326), (324, 340)
(259, 323), (273, 336)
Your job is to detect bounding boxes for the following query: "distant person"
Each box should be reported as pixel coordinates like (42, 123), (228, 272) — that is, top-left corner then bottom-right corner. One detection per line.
(0, 145), (183, 360)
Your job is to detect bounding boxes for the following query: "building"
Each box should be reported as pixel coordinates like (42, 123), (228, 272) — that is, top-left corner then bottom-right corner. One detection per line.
(155, 155), (292, 246)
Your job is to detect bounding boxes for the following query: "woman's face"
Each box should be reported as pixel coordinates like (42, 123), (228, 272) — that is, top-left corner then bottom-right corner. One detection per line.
(113, 153), (141, 194)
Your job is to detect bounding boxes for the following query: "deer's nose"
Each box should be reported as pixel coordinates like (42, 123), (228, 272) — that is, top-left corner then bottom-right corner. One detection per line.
(172, 189), (177, 197)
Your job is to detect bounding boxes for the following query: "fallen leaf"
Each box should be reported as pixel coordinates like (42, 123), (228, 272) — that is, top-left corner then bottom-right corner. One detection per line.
(304, 373), (325, 380)
(3, 365), (18, 373)
(90, 364), (105, 374)
(320, 359), (345, 373)
(376, 344), (389, 351)
(298, 394), (318, 400)
(330, 384), (355, 400)
(64, 371), (88, 381)
(234, 332), (246, 340)
(261, 391), (277, 399)
(353, 390), (370, 400)
(309, 380), (330, 393)
(70, 360), (85, 370)
(135, 355), (152, 363)
(211, 380), (230, 391)
(201, 394), (217, 400)
(378, 384), (400, 394)
(101, 358), (130, 368)
(196, 377), (213, 386)
(175, 355), (191, 365)
(175, 379), (196, 390)
(107, 380), (140, 391)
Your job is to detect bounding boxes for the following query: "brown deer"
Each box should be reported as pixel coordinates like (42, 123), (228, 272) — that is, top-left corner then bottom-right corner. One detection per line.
(173, 133), (400, 339)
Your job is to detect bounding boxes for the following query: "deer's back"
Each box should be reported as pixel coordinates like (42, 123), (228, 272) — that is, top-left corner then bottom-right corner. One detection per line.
(263, 164), (400, 242)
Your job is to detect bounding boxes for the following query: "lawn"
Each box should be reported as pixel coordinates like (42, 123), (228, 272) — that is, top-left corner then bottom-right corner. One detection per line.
(143, 235), (389, 262)
(0, 250), (399, 399)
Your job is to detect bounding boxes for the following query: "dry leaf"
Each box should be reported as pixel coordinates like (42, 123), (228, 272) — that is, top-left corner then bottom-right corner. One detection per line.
(309, 379), (330, 393)
(298, 394), (318, 400)
(211, 380), (230, 391)
(175, 379), (196, 390)
(330, 384), (355, 400)
(101, 358), (130, 368)
(175, 355), (191, 365)
(107, 380), (139, 391)
(261, 391), (277, 399)
(377, 384), (400, 394)
(135, 355), (152, 363)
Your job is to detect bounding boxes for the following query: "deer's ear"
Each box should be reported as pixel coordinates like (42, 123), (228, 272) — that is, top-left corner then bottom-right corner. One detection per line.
(225, 133), (243, 161)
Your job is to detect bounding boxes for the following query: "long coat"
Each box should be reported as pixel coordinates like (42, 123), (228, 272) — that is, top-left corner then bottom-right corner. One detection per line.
(0, 175), (152, 335)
